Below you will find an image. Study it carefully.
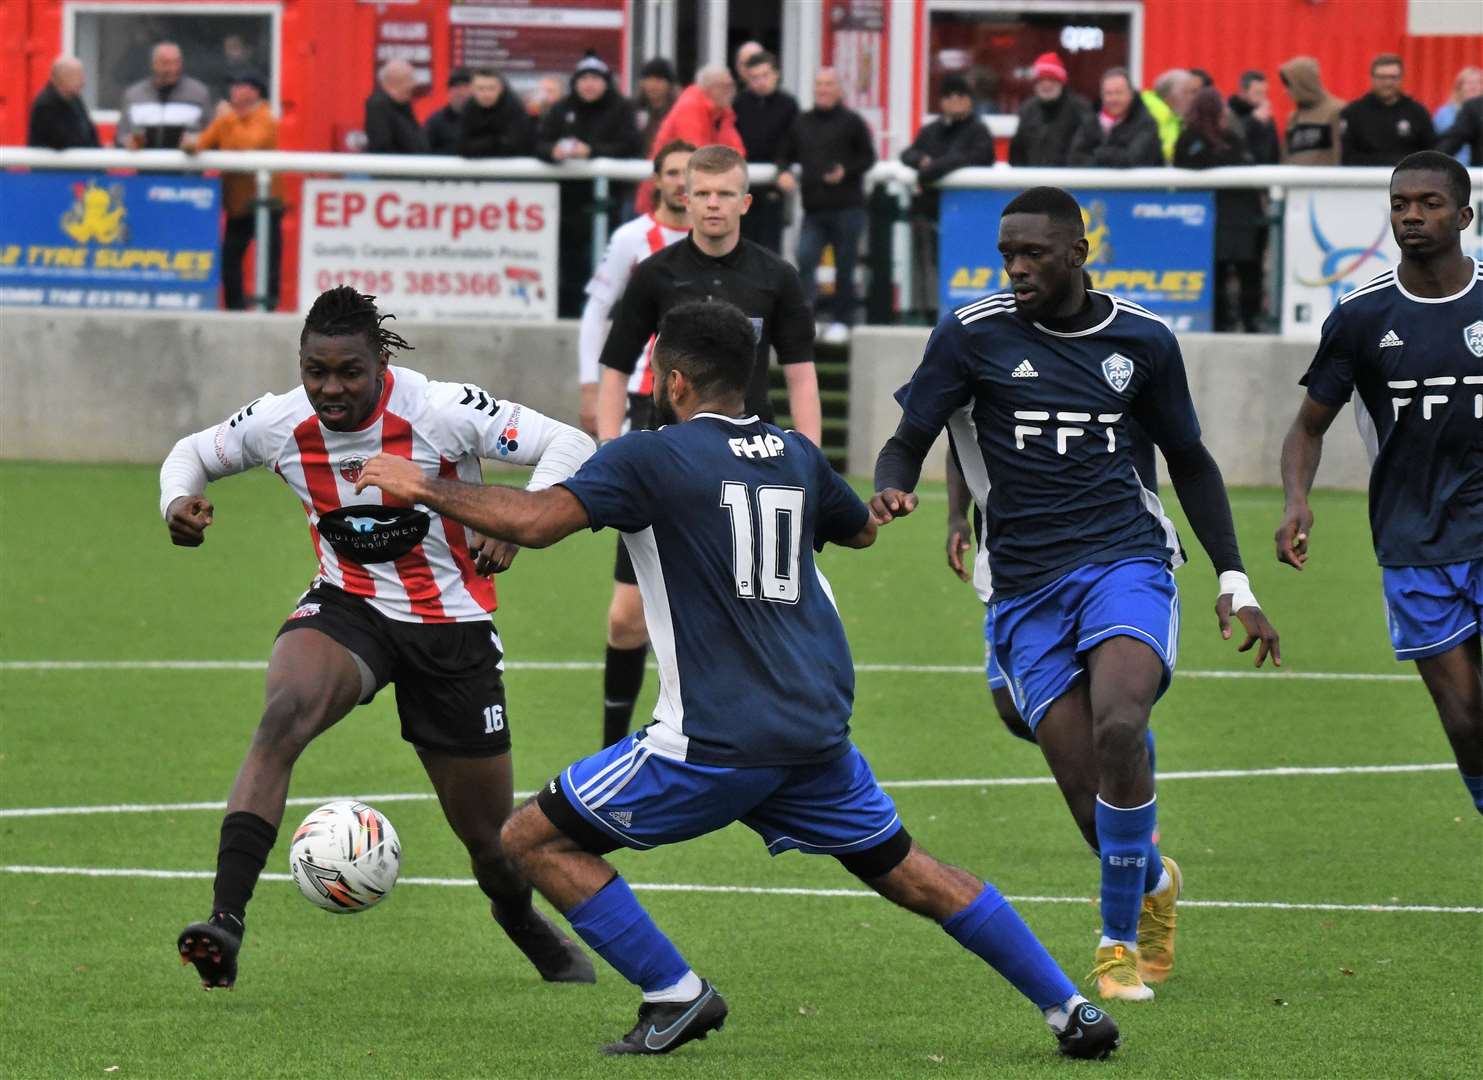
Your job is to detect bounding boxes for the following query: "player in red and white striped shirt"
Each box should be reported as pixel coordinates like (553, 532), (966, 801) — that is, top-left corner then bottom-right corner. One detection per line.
(576, 141), (694, 749)
(162, 286), (596, 989)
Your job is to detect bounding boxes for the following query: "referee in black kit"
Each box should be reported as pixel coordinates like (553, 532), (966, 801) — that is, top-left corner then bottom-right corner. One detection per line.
(592, 143), (821, 749)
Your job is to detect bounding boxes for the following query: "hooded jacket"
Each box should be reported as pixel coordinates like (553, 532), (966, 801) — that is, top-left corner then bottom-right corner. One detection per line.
(459, 85), (535, 158)
(649, 83), (744, 157)
(535, 69), (642, 161)
(1280, 57), (1344, 165)
(1009, 90), (1092, 166)
(1068, 92), (1164, 168)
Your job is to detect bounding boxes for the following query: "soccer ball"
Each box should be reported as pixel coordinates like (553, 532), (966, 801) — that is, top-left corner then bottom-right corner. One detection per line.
(288, 800), (401, 914)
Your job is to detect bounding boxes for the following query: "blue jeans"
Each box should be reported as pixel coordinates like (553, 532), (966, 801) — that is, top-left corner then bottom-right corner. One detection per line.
(796, 206), (866, 324)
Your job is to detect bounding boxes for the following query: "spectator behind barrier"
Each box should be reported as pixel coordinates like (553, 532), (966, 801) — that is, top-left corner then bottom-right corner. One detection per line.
(1279, 56), (1344, 165)
(423, 67), (473, 155)
(1174, 87), (1267, 334)
(900, 73), (995, 321)
(1432, 66), (1481, 165)
(733, 40), (764, 84)
(1437, 89), (1483, 164)
(526, 76), (565, 119)
(537, 51), (643, 318)
(634, 57), (679, 154)
(1141, 68), (1199, 163)
(365, 60), (427, 154)
(1228, 70), (1281, 165)
(116, 41), (214, 150)
(735, 51), (799, 253)
(28, 55), (99, 150)
(1009, 52), (1091, 167)
(1340, 54), (1434, 166)
(1069, 67), (1163, 167)
(777, 67), (877, 344)
(182, 71), (285, 311)
(637, 65), (744, 215)
(459, 69), (535, 158)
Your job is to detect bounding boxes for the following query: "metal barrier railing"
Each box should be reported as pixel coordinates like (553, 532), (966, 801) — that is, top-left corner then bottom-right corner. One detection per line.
(5, 146), (1472, 320)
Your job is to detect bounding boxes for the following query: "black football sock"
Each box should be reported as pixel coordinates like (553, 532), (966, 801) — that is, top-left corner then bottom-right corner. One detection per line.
(602, 644), (648, 747)
(212, 810), (279, 925)
(490, 884), (536, 926)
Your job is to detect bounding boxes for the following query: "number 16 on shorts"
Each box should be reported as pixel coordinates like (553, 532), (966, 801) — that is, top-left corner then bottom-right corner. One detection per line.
(483, 705), (505, 734)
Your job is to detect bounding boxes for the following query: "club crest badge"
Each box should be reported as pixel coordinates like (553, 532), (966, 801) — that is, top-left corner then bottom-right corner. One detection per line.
(1464, 320), (1483, 359)
(1101, 353), (1135, 393)
(338, 455), (367, 483)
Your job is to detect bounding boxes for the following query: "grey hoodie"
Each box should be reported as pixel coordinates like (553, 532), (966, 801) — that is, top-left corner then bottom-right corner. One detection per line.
(115, 75), (214, 149)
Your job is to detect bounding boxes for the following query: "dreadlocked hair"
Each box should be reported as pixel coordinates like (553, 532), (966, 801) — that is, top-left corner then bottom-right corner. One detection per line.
(300, 285), (414, 357)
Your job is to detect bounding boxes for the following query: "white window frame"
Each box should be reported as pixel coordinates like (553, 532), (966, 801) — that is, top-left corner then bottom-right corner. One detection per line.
(64, 1), (284, 125)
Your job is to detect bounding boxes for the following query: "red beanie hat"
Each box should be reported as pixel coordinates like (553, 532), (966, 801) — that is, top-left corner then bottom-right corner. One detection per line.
(1032, 52), (1068, 84)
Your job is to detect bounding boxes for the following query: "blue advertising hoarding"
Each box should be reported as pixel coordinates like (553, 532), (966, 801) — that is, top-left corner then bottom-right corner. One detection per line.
(0, 172), (220, 310)
(940, 188), (1216, 332)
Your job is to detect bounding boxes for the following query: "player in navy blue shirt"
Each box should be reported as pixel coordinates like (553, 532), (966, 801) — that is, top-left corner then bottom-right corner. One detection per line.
(1278, 151), (1483, 816)
(357, 300), (1121, 1060)
(873, 187), (1280, 1003)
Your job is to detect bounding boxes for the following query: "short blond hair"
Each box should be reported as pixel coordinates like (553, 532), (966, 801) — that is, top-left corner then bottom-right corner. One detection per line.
(685, 144), (749, 193)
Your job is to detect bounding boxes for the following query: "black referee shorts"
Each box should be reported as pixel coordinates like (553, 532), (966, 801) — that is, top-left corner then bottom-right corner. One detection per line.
(276, 581), (511, 757)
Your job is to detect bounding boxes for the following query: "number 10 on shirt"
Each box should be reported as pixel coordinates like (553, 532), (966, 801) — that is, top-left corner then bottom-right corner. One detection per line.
(719, 483), (804, 604)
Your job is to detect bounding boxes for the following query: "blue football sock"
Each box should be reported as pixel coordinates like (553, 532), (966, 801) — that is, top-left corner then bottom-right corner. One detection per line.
(942, 883), (1076, 1010)
(1096, 795), (1157, 943)
(563, 876), (690, 993)
(1461, 772), (1483, 815)
(1143, 841), (1165, 894)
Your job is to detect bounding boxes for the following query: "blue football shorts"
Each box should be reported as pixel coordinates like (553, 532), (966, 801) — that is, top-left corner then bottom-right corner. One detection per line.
(551, 735), (902, 857)
(1382, 560), (1483, 662)
(983, 604), (1008, 691)
(989, 557), (1180, 731)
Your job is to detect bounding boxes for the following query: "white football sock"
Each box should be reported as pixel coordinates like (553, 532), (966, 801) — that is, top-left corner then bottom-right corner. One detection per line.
(1043, 993), (1089, 1033)
(1147, 866), (1173, 897)
(642, 969), (703, 1003)
(1098, 935), (1137, 950)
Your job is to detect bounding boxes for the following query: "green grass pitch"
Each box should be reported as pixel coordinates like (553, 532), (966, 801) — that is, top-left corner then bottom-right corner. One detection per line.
(1, 462), (1478, 1079)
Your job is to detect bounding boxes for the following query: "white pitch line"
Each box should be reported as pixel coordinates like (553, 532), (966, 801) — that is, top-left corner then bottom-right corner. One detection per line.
(0, 763), (1455, 819)
(1, 865), (1476, 915)
(0, 659), (1421, 682)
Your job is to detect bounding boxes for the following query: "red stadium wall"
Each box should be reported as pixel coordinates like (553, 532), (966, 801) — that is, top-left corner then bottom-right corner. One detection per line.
(1140, 0), (1481, 131)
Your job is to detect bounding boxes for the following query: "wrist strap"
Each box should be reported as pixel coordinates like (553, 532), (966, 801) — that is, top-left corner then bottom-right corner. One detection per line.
(1218, 570), (1259, 612)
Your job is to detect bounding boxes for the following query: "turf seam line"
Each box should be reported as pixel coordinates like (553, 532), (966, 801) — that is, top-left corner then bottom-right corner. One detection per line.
(2, 865), (1477, 915)
(0, 763), (1456, 818)
(0, 659), (1422, 682)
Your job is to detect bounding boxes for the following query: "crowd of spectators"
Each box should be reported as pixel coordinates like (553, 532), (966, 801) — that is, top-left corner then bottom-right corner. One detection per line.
(25, 41), (1483, 327)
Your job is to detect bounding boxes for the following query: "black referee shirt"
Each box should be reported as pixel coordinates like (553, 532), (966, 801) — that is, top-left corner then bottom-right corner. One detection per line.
(598, 234), (815, 422)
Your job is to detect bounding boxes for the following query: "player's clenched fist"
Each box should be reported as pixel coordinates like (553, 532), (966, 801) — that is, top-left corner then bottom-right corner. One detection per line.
(869, 488), (918, 525)
(355, 453), (426, 503)
(166, 495), (214, 547)
(1273, 504), (1314, 570)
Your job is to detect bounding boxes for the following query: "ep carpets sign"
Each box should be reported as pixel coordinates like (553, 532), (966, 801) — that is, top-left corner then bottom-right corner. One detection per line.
(299, 179), (558, 320)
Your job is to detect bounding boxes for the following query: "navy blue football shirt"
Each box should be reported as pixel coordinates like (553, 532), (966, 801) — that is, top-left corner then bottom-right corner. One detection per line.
(1302, 260), (1483, 567)
(897, 291), (1201, 598)
(560, 413), (869, 768)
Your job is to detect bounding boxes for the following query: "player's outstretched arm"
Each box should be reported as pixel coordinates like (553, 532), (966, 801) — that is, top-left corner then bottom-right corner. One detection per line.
(871, 417), (938, 524)
(1163, 439), (1281, 667)
(355, 455), (591, 548)
(159, 430), (226, 547)
(1276, 395), (1342, 571)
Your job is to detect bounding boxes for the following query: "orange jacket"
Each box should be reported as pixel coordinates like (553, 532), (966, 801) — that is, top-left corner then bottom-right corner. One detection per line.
(635, 84), (746, 211)
(195, 102), (285, 217)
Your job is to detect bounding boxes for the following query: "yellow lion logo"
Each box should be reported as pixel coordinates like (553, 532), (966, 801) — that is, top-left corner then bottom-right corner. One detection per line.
(61, 180), (127, 244)
(1082, 201), (1111, 265)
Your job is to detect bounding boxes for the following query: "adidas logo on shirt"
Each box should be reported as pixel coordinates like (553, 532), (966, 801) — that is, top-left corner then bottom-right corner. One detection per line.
(1011, 359), (1039, 378)
(1378, 330), (1405, 348)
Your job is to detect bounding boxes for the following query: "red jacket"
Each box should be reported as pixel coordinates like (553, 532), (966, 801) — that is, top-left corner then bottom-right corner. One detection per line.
(636, 84), (745, 211)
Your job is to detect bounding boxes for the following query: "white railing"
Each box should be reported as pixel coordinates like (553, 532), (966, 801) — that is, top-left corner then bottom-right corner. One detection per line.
(5, 146), (1476, 317)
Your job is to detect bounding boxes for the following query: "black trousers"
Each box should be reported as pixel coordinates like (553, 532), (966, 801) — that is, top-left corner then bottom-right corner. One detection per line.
(222, 210), (282, 311)
(740, 186), (786, 253)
